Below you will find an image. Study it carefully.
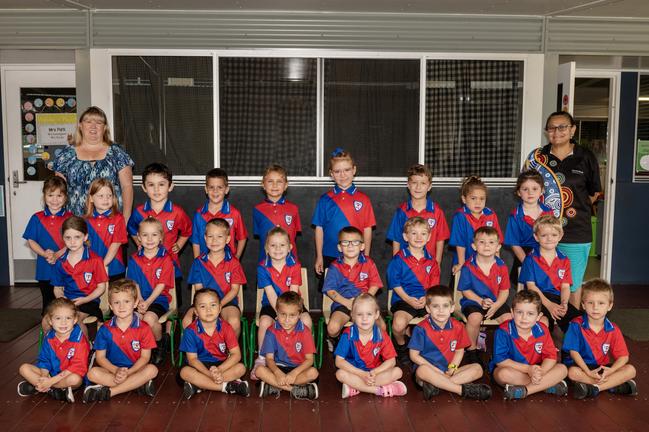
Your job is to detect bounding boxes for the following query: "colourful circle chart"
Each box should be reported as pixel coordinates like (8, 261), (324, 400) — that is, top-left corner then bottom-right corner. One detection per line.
(56, 98), (65, 107)
(27, 166), (36, 176)
(25, 124), (34, 133)
(34, 98), (43, 108)
(25, 112), (34, 122)
(67, 98), (76, 108)
(23, 101), (33, 111)
(45, 98), (54, 107)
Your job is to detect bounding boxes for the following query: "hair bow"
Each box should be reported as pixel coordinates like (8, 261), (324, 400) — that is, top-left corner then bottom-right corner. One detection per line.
(331, 147), (345, 157)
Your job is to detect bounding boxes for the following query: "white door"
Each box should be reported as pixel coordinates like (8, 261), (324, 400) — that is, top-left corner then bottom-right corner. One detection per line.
(557, 62), (576, 113)
(1, 65), (76, 282)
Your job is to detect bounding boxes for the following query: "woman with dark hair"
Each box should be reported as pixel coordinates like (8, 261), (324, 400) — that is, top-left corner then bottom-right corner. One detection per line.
(527, 111), (602, 307)
(54, 106), (134, 220)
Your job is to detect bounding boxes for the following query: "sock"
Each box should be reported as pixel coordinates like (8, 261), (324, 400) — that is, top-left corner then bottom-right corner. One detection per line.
(375, 386), (383, 396)
(221, 381), (229, 393)
(257, 355), (264, 360)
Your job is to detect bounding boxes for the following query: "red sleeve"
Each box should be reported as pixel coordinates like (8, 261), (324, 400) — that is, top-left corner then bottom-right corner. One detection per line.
(113, 214), (128, 244)
(428, 260), (441, 286)
(222, 320), (240, 350)
(231, 260), (247, 284)
(177, 208), (193, 238)
(161, 255), (175, 289)
(542, 331), (558, 360)
(564, 258), (573, 285)
(456, 321), (472, 349)
(301, 328), (316, 355)
(362, 195), (376, 228)
(611, 327), (630, 359)
(498, 264), (511, 291)
(368, 260), (383, 288)
(233, 210), (248, 241)
(294, 207), (302, 233)
(380, 330), (397, 360)
(66, 336), (90, 376)
(94, 256), (109, 283)
(139, 324), (157, 350)
(291, 264), (302, 286)
(434, 206), (450, 241)
(493, 215), (504, 242)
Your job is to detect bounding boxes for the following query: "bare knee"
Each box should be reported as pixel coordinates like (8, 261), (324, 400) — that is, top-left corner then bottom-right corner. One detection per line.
(143, 364), (159, 380)
(327, 321), (341, 337)
(305, 367), (319, 381)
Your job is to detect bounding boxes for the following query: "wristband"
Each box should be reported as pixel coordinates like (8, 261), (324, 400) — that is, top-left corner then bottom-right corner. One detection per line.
(447, 363), (458, 370)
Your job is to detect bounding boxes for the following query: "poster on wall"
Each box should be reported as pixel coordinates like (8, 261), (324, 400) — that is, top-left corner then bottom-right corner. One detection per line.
(636, 139), (649, 177)
(20, 88), (76, 180)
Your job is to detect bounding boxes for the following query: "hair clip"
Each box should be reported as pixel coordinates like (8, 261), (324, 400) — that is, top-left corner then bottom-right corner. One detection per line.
(331, 147), (345, 157)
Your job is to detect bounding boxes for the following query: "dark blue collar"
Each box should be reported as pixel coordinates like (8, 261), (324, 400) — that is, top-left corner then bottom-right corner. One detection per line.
(144, 199), (173, 213)
(333, 183), (357, 195)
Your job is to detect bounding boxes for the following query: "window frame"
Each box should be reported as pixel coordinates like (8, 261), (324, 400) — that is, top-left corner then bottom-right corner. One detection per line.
(95, 48), (544, 186)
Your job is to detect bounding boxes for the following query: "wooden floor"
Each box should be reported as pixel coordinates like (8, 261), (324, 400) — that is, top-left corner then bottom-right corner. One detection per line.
(2, 286), (649, 432)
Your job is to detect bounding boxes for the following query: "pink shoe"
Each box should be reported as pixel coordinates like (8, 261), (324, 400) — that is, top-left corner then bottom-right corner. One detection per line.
(250, 357), (265, 381)
(341, 383), (360, 399)
(379, 381), (407, 397)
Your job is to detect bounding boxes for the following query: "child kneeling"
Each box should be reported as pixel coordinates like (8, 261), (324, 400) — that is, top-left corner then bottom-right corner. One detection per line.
(334, 293), (405, 398)
(179, 289), (249, 399)
(256, 291), (319, 400)
(409, 285), (492, 400)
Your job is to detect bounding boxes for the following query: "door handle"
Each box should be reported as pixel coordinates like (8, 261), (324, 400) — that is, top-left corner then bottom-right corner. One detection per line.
(12, 170), (27, 187)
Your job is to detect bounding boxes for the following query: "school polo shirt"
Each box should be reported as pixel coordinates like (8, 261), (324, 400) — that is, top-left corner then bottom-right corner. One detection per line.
(126, 247), (175, 309)
(458, 255), (511, 309)
(128, 200), (192, 277)
(449, 205), (503, 265)
(489, 320), (557, 373)
(562, 315), (629, 367)
(179, 318), (239, 363)
(504, 202), (554, 249)
(94, 314), (157, 368)
(311, 184), (376, 258)
(334, 324), (396, 371)
(87, 209), (128, 276)
(51, 247), (108, 302)
(22, 208), (72, 280)
(323, 254), (383, 311)
(187, 248), (247, 306)
(191, 199), (247, 256)
(253, 197), (302, 261)
(257, 254), (302, 307)
(387, 248), (440, 305)
(37, 324), (90, 377)
(260, 320), (315, 368)
(386, 198), (450, 258)
(408, 317), (471, 371)
(519, 248), (572, 296)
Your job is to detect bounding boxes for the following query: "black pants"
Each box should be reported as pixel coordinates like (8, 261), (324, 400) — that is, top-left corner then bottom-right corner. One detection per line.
(38, 280), (55, 315)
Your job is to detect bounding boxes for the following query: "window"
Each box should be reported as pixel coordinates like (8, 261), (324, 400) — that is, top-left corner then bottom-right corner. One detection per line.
(323, 59), (420, 177)
(112, 56), (214, 175)
(219, 57), (317, 176)
(425, 60), (524, 178)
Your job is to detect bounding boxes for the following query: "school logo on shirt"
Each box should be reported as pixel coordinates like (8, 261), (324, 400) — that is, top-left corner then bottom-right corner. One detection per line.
(372, 347), (380, 357)
(155, 268), (162, 279)
(286, 277), (292, 286)
(219, 342), (227, 353)
(66, 347), (76, 359)
(166, 220), (175, 231)
(558, 269), (566, 280)
(353, 200), (363, 211)
(225, 218), (234, 226)
(295, 342), (302, 353)
(602, 343), (610, 355)
(132, 340), (141, 352)
(425, 265), (432, 274)
(486, 221), (494, 227)
(497, 276), (502, 284)
(359, 272), (368, 281)
(84, 272), (92, 284)
(225, 272), (231, 283)
(534, 342), (543, 354)
(108, 224), (115, 234)
(427, 218), (436, 228)
(285, 215), (293, 225)
(450, 340), (457, 352)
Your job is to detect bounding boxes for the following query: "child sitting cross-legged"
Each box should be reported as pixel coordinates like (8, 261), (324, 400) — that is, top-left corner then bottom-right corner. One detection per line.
(490, 290), (568, 400)
(179, 288), (249, 399)
(563, 278), (637, 399)
(334, 293), (406, 398)
(408, 285), (492, 401)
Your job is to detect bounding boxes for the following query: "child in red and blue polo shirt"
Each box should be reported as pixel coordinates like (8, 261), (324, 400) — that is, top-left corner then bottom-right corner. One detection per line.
(408, 286), (491, 400)
(256, 292), (319, 400)
(334, 294), (405, 398)
(490, 290), (568, 400)
(84, 279), (158, 403)
(18, 298), (89, 403)
(519, 215), (580, 332)
(563, 279), (637, 399)
(179, 289), (249, 399)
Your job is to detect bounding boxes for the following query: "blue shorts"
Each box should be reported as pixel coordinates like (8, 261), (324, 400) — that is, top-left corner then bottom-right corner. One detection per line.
(557, 242), (591, 292)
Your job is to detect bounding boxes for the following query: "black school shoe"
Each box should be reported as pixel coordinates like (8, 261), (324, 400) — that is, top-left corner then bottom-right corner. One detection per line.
(609, 380), (638, 396)
(259, 382), (281, 398)
(83, 384), (111, 403)
(545, 380), (568, 397)
(136, 379), (156, 397)
(48, 386), (75, 403)
(573, 382), (599, 399)
(461, 383), (492, 400)
(422, 382), (441, 400)
(290, 383), (319, 400)
(183, 382), (199, 400)
(395, 343), (412, 368)
(225, 380), (250, 397)
(17, 381), (37, 397)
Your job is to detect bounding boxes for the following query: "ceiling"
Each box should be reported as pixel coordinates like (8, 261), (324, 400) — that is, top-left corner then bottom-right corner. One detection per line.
(2, 0), (649, 18)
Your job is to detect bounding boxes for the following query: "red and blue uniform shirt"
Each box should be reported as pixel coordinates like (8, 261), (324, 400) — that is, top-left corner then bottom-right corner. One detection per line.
(311, 184), (376, 258)
(94, 314), (157, 368)
(519, 248), (572, 296)
(257, 254), (302, 308)
(253, 197), (302, 262)
(37, 324), (90, 377)
(489, 320), (557, 373)
(260, 320), (315, 368)
(562, 315), (629, 367)
(334, 324), (396, 371)
(127, 200), (192, 277)
(408, 317), (471, 371)
(126, 247), (175, 310)
(504, 202), (554, 250)
(22, 208), (72, 281)
(449, 205), (503, 265)
(86, 209), (128, 276)
(188, 247), (247, 306)
(179, 318), (239, 364)
(458, 255), (511, 310)
(323, 254), (382, 311)
(191, 199), (247, 256)
(51, 246), (108, 302)
(386, 198), (450, 259)
(387, 247), (440, 305)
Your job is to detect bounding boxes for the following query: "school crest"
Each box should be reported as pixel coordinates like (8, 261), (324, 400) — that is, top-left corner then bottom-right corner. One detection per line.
(225, 218), (234, 226)
(353, 200), (363, 211)
(219, 342), (227, 353)
(602, 343), (610, 355)
(225, 272), (231, 283)
(425, 265), (432, 274)
(66, 347), (76, 359)
(286, 277), (292, 286)
(497, 276), (502, 284)
(427, 218), (436, 228)
(132, 340), (141, 352)
(359, 272), (368, 281)
(108, 224), (115, 235)
(295, 342), (302, 353)
(372, 347), (380, 357)
(486, 221), (494, 227)
(83, 272), (92, 284)
(166, 220), (175, 231)
(450, 340), (457, 352)
(534, 342), (543, 354)
(285, 215), (293, 225)
(558, 269), (566, 280)
(155, 268), (162, 279)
